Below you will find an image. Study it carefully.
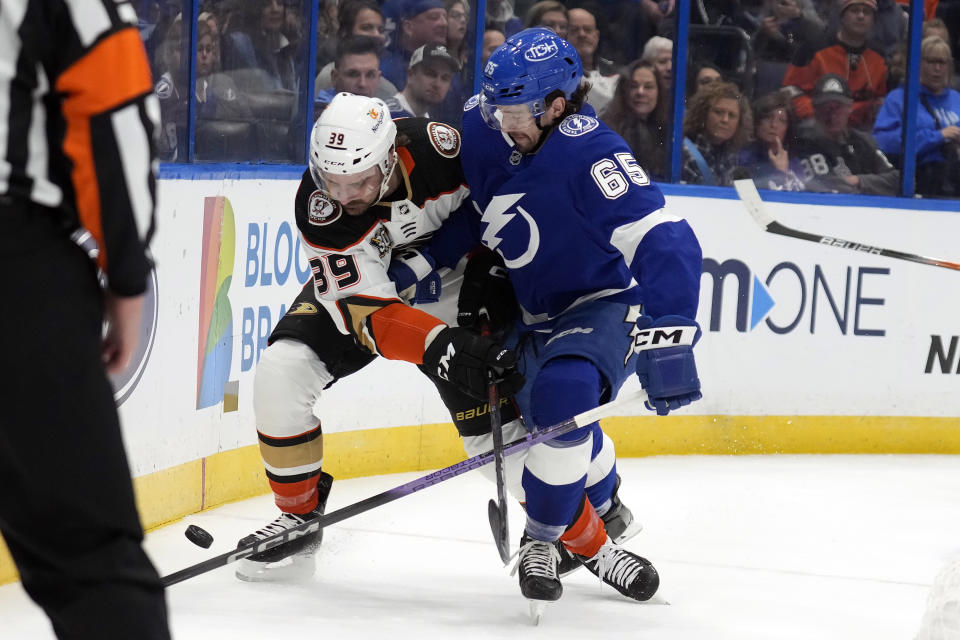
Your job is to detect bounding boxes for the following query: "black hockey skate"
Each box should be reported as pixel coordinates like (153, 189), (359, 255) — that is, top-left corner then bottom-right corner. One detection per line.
(514, 533), (563, 600)
(578, 537), (659, 602)
(513, 533), (563, 624)
(235, 471), (333, 582)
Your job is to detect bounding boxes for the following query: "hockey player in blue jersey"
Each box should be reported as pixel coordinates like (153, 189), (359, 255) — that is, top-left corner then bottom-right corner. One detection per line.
(424, 28), (704, 609)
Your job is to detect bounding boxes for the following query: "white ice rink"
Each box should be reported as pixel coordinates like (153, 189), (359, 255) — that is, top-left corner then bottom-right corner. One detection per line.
(2, 455), (959, 639)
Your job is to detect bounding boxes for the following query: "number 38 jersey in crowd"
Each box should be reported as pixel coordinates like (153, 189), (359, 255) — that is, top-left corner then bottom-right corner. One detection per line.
(292, 117), (468, 357)
(434, 97), (702, 330)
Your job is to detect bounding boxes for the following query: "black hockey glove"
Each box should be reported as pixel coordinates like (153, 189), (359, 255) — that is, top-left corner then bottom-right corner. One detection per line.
(422, 327), (525, 400)
(457, 250), (517, 335)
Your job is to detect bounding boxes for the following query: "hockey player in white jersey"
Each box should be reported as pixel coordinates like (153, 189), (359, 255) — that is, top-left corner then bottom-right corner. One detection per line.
(236, 93), (524, 581)
(425, 28), (704, 611)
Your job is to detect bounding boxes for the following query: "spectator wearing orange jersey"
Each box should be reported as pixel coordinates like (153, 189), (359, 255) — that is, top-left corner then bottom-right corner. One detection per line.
(782, 0), (888, 130)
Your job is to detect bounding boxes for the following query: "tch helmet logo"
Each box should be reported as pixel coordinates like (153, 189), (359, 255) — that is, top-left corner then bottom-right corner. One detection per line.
(524, 41), (559, 61)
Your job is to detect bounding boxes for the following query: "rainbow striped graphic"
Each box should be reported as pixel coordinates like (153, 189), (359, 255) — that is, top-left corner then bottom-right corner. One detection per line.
(196, 196), (236, 409)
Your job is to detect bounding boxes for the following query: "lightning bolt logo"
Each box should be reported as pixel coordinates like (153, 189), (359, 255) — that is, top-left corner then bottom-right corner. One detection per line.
(478, 194), (541, 269)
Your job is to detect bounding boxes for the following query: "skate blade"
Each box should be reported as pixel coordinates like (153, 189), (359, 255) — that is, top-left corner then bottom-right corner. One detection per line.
(528, 600), (549, 625)
(611, 519), (644, 545)
(235, 554), (316, 583)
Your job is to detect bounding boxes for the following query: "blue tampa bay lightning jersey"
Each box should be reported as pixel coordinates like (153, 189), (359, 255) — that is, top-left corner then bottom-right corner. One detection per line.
(434, 96), (702, 330)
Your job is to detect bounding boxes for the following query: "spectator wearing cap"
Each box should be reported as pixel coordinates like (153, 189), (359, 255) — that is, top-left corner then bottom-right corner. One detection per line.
(394, 44), (460, 119)
(782, 0), (888, 131)
(568, 4), (620, 113)
(793, 73), (899, 194)
(873, 36), (960, 197)
(827, 0), (907, 58)
(380, 0), (449, 90)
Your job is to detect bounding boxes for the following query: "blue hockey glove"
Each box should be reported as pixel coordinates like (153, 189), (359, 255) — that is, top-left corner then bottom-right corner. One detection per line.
(634, 315), (702, 416)
(388, 250), (442, 304)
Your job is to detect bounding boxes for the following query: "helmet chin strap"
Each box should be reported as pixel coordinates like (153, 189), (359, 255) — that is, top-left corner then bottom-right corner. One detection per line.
(528, 114), (554, 154)
(375, 149), (399, 202)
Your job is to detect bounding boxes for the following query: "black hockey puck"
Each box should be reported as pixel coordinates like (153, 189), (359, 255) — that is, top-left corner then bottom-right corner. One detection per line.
(184, 524), (214, 549)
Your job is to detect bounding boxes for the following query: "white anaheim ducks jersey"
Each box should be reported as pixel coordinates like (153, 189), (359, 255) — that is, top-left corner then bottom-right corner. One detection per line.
(293, 117), (469, 352)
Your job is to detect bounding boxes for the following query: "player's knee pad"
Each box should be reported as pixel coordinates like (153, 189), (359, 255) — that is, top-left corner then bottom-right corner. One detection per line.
(585, 431), (617, 505)
(254, 339), (333, 437)
(522, 432), (593, 535)
(524, 428), (593, 489)
(461, 418), (527, 501)
(529, 357), (604, 443)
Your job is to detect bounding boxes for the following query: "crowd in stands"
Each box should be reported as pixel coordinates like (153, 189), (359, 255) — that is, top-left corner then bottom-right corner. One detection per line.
(136, 0), (960, 198)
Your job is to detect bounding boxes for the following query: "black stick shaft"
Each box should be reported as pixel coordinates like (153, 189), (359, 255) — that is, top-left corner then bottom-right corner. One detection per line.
(487, 371), (510, 563)
(766, 221), (960, 271)
(733, 178), (960, 272)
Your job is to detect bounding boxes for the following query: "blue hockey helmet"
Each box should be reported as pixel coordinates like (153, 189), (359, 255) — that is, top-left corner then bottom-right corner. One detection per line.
(480, 27), (583, 130)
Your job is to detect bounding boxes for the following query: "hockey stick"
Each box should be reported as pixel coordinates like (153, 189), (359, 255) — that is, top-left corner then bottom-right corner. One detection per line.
(733, 179), (960, 272)
(480, 318), (510, 565)
(485, 363), (511, 565)
(161, 389), (648, 587)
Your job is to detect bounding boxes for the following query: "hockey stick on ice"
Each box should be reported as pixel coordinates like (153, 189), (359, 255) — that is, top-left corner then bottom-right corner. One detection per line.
(161, 389), (648, 587)
(480, 318), (510, 565)
(733, 179), (960, 272)
(484, 354), (511, 565)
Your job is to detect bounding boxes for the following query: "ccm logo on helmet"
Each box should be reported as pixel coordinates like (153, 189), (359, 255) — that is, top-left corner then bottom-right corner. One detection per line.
(524, 41), (559, 62)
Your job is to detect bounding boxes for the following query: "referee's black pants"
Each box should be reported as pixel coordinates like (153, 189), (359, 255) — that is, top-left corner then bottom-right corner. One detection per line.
(0, 203), (169, 639)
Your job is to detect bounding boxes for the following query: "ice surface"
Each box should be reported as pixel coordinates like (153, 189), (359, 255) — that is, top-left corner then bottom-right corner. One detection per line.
(2, 455), (959, 639)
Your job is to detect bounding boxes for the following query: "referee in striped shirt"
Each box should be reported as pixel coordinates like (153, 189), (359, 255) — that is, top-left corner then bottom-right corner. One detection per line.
(0, 2), (170, 637)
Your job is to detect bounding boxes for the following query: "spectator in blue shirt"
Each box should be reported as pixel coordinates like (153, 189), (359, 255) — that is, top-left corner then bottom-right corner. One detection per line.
(739, 90), (806, 191)
(873, 36), (960, 197)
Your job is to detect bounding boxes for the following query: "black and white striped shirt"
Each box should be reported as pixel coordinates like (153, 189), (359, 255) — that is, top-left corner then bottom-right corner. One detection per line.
(1, 0), (158, 295)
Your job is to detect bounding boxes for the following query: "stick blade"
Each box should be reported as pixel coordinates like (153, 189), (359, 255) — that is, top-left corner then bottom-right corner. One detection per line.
(733, 179), (776, 228)
(488, 499), (511, 565)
